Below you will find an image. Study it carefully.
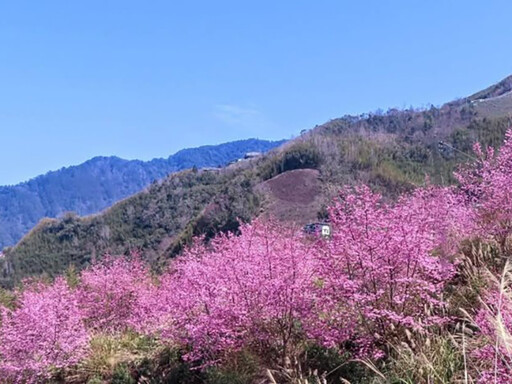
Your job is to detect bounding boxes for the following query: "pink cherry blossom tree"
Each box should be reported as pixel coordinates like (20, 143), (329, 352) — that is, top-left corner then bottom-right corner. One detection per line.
(0, 278), (89, 383)
(455, 129), (512, 242)
(311, 185), (472, 355)
(141, 220), (319, 366)
(457, 129), (512, 383)
(77, 255), (153, 333)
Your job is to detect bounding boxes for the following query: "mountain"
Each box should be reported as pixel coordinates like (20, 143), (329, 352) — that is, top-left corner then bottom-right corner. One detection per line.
(0, 139), (285, 249)
(465, 74), (512, 117)
(2, 76), (512, 288)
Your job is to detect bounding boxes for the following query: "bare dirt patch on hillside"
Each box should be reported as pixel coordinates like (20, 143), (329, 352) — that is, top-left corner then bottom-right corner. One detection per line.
(256, 169), (323, 224)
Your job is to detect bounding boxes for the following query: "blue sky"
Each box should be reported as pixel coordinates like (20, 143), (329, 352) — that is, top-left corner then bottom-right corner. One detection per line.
(1, 1), (512, 185)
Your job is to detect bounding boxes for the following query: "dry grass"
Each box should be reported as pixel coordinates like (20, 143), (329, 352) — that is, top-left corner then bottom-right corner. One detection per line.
(457, 235), (512, 383)
(67, 331), (157, 383)
(461, 259), (512, 383)
(266, 368), (328, 384)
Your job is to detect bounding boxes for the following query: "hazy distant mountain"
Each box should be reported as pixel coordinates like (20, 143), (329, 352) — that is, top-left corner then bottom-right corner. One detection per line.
(0, 139), (285, 248)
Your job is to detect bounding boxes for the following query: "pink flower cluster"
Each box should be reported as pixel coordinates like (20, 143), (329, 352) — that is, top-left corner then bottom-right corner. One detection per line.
(0, 279), (89, 383)
(0, 187), (471, 381)
(1, 129), (512, 382)
(77, 256), (153, 333)
(310, 186), (472, 350)
(455, 130), (512, 381)
(143, 222), (318, 363)
(455, 130), (512, 240)
(473, 289), (512, 384)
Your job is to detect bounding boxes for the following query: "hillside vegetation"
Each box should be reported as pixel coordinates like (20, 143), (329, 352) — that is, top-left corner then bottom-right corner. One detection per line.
(1, 127), (512, 383)
(0, 139), (284, 249)
(2, 76), (512, 288)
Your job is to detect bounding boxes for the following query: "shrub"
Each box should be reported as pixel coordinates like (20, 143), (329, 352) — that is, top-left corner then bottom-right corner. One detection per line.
(470, 261), (512, 383)
(259, 140), (321, 180)
(310, 185), (472, 356)
(455, 129), (512, 242)
(0, 278), (89, 382)
(136, 220), (318, 366)
(77, 256), (154, 333)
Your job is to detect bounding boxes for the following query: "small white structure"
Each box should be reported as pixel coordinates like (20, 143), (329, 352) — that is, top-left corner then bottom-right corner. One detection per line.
(303, 222), (331, 239)
(321, 225), (331, 238)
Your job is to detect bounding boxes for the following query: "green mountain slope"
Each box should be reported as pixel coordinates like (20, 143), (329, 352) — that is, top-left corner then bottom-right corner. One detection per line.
(2, 76), (512, 288)
(0, 139), (284, 249)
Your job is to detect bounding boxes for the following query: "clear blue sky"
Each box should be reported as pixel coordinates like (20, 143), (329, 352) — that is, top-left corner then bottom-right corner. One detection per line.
(1, 1), (512, 185)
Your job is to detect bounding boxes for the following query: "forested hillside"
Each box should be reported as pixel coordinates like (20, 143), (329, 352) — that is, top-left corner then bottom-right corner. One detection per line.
(2, 76), (512, 288)
(0, 139), (284, 249)
(2, 121), (512, 384)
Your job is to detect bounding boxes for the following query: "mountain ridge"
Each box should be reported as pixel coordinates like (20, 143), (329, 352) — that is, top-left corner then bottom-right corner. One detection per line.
(0, 138), (285, 249)
(467, 74), (512, 101)
(2, 76), (512, 288)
